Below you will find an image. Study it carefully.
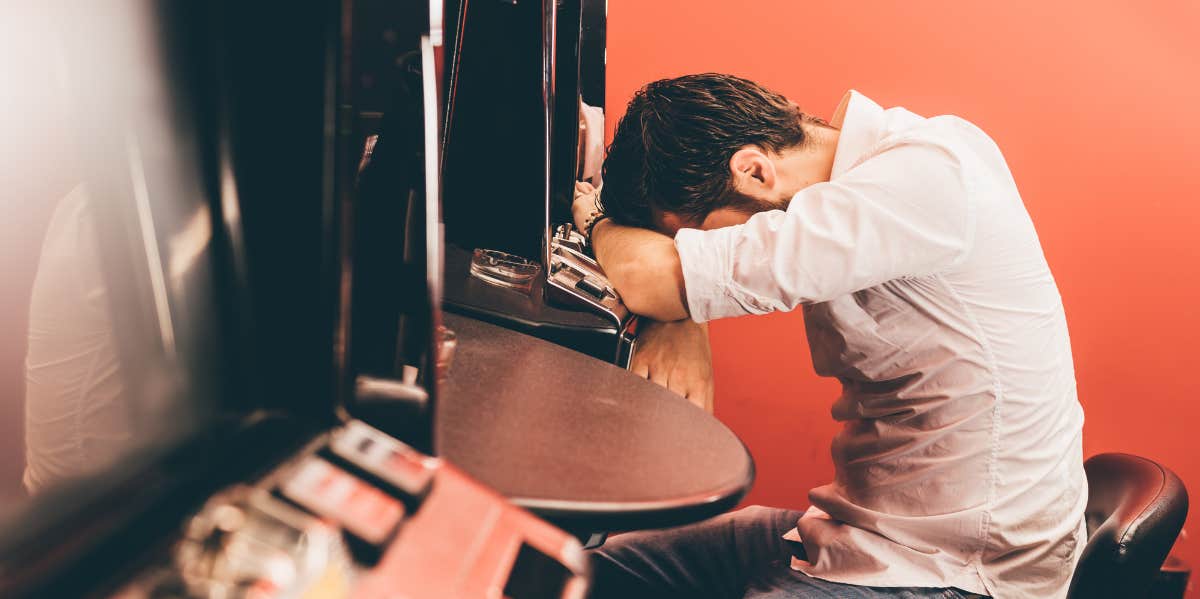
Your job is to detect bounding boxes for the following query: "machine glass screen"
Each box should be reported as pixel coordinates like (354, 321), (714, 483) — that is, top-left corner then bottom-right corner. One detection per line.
(0, 0), (282, 546)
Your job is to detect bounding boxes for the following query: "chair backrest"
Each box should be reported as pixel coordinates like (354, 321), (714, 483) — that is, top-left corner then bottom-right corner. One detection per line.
(1067, 453), (1189, 599)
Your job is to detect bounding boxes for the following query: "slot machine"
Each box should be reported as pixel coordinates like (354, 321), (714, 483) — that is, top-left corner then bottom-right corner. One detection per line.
(0, 1), (589, 597)
(439, 0), (638, 365)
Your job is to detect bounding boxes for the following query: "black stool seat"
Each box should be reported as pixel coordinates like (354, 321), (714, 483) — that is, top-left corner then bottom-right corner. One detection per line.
(1067, 453), (1188, 598)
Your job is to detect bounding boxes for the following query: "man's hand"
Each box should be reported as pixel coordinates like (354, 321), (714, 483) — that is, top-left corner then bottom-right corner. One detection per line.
(573, 181), (601, 233)
(631, 319), (714, 412)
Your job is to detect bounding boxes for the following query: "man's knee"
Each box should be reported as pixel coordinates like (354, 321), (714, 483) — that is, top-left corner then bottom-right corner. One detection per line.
(726, 505), (799, 533)
(732, 504), (775, 520)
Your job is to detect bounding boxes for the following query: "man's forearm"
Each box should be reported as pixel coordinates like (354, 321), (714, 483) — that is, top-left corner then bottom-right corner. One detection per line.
(591, 220), (690, 321)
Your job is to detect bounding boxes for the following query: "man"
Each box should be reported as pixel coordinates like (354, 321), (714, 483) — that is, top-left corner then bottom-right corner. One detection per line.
(573, 74), (1086, 598)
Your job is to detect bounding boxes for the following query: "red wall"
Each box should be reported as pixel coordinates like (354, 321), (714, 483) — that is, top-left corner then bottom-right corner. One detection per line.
(607, 0), (1200, 591)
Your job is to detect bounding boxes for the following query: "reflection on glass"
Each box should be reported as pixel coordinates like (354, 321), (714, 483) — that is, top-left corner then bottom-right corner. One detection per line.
(3, 2), (225, 506)
(578, 99), (604, 186)
(23, 185), (128, 493)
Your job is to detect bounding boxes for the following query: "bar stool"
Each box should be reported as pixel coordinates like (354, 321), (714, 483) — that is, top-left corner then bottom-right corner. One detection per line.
(1067, 453), (1188, 598)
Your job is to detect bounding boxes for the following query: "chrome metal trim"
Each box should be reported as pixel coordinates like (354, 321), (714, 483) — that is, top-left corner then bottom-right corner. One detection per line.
(546, 237), (628, 327)
(429, 0), (444, 47)
(124, 130), (177, 358)
(420, 34), (444, 399)
(541, 0), (557, 270)
(332, 0), (354, 422)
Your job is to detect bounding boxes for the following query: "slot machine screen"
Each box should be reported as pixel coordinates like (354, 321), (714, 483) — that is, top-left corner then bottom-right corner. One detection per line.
(0, 1), (340, 594)
(4, 0), (243, 505)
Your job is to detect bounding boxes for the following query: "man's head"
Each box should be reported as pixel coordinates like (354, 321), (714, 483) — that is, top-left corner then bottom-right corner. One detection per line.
(601, 73), (834, 234)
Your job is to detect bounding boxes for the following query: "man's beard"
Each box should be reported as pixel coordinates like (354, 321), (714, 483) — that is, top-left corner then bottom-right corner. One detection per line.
(730, 193), (791, 216)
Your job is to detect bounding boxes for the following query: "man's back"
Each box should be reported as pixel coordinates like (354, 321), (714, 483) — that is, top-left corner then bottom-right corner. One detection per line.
(792, 95), (1087, 598)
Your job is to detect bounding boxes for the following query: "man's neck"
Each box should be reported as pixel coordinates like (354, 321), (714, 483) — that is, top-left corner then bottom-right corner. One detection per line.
(772, 125), (840, 204)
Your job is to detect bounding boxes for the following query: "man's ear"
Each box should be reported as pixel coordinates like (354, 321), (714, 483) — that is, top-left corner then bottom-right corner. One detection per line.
(729, 147), (777, 199)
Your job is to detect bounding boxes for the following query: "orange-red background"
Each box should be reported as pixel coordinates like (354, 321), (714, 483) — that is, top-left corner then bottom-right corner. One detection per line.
(606, 0), (1200, 592)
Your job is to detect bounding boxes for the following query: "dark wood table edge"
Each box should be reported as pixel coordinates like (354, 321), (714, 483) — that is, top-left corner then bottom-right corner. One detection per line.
(510, 445), (756, 531)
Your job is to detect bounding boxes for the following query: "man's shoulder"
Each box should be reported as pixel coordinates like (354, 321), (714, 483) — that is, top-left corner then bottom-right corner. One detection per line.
(873, 109), (1003, 171)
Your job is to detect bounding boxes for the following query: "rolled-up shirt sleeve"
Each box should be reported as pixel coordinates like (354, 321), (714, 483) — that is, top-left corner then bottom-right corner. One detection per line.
(675, 137), (976, 322)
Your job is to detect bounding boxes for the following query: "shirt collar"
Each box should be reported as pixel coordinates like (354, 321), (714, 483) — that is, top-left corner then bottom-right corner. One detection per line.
(828, 90), (887, 179)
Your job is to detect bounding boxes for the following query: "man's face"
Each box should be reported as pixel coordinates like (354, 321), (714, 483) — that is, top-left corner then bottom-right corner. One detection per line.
(655, 199), (783, 236)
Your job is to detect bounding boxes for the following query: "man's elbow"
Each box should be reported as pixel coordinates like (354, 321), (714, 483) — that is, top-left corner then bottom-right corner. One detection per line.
(607, 265), (649, 314)
(611, 255), (688, 321)
(619, 286), (657, 319)
(621, 292), (679, 322)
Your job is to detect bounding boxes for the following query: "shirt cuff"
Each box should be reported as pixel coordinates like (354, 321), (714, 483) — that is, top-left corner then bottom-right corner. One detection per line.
(674, 226), (751, 323)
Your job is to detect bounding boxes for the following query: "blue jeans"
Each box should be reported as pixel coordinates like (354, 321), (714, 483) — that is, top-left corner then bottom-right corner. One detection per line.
(589, 506), (988, 599)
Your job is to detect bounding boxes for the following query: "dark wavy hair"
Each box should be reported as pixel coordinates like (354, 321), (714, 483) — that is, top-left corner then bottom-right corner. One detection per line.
(600, 73), (807, 230)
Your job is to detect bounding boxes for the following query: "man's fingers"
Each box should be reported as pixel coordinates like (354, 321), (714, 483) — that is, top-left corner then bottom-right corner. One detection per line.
(667, 370), (707, 410)
(681, 386), (707, 411)
(675, 372), (713, 412)
(666, 374), (689, 399)
(649, 367), (669, 389)
(638, 364), (713, 412)
(631, 361), (650, 379)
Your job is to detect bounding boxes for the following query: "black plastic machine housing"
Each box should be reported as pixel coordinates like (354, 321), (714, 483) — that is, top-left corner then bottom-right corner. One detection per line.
(438, 0), (633, 365)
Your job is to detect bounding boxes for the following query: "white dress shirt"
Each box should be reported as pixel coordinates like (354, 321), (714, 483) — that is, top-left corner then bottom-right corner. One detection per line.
(675, 91), (1087, 598)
